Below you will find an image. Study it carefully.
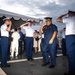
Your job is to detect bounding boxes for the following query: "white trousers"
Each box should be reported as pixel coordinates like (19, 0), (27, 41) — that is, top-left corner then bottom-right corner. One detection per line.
(38, 38), (41, 52)
(10, 41), (19, 57)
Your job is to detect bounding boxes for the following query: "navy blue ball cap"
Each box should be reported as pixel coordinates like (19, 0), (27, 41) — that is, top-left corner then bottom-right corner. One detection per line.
(44, 17), (52, 21)
(68, 10), (75, 14)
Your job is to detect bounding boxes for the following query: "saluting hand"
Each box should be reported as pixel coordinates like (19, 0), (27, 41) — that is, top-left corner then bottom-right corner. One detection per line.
(20, 22), (28, 28)
(42, 22), (46, 27)
(24, 22), (29, 25)
(40, 22), (46, 33)
(9, 21), (12, 26)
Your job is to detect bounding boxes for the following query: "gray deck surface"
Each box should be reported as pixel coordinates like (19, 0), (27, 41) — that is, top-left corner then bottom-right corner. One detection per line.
(1, 50), (68, 75)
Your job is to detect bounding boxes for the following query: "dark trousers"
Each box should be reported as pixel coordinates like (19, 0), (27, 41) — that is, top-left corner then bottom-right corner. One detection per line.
(0, 40), (1, 61)
(1, 37), (9, 66)
(19, 40), (22, 55)
(41, 38), (45, 62)
(42, 41), (57, 65)
(0, 40), (1, 55)
(62, 38), (66, 55)
(25, 37), (33, 59)
(66, 35), (75, 74)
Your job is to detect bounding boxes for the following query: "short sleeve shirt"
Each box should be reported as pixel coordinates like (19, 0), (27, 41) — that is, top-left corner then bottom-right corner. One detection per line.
(63, 16), (75, 35)
(43, 24), (58, 44)
(61, 31), (65, 38)
(1, 24), (9, 37)
(12, 32), (20, 41)
(22, 26), (34, 37)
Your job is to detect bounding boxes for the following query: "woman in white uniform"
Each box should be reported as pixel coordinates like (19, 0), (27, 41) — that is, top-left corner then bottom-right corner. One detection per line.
(10, 28), (20, 57)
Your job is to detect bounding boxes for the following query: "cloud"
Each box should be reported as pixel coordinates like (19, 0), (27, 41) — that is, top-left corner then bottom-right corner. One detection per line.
(0, 0), (75, 19)
(0, 0), (75, 35)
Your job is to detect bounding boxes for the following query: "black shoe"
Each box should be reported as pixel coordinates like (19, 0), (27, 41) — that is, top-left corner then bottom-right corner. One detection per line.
(5, 64), (10, 67)
(49, 65), (55, 68)
(42, 62), (50, 66)
(30, 58), (34, 61)
(64, 72), (75, 75)
(63, 54), (67, 56)
(27, 59), (30, 61)
(1, 64), (10, 68)
(64, 73), (69, 75)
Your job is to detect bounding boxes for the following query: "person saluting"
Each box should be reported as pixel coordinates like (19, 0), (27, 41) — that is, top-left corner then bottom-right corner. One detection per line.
(20, 19), (34, 61)
(1, 18), (12, 67)
(40, 17), (58, 68)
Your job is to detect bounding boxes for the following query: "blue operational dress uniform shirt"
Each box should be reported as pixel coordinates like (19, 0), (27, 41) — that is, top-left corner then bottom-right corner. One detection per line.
(18, 31), (24, 55)
(1, 24), (9, 66)
(42, 24), (58, 65)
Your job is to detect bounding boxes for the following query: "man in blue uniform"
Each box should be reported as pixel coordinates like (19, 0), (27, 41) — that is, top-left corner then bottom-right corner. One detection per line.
(56, 10), (75, 75)
(40, 17), (58, 68)
(18, 28), (24, 55)
(0, 18), (12, 67)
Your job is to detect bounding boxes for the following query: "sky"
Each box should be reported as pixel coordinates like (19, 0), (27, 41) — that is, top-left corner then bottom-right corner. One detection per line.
(0, 0), (75, 19)
(0, 0), (75, 36)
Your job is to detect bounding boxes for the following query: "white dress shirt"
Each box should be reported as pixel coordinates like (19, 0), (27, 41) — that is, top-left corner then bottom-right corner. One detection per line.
(61, 31), (65, 39)
(63, 16), (75, 35)
(1, 24), (9, 37)
(12, 32), (20, 42)
(41, 34), (44, 38)
(22, 26), (34, 37)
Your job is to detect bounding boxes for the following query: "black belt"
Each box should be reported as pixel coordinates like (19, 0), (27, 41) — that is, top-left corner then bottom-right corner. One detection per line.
(66, 35), (75, 37)
(26, 37), (33, 38)
(1, 36), (9, 38)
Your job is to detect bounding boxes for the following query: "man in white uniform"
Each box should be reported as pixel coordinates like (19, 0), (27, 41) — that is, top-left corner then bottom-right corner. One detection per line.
(60, 28), (66, 55)
(56, 10), (75, 75)
(0, 18), (12, 67)
(20, 20), (34, 61)
(10, 28), (20, 57)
